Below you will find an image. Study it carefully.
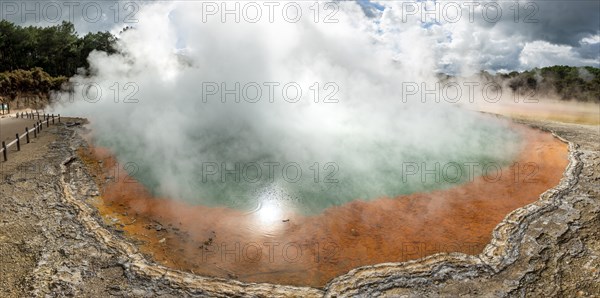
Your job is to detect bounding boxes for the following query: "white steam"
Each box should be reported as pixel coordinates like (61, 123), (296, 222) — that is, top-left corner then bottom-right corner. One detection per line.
(55, 2), (521, 214)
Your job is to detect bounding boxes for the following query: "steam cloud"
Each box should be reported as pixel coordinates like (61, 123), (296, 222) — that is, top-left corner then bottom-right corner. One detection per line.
(54, 2), (521, 214)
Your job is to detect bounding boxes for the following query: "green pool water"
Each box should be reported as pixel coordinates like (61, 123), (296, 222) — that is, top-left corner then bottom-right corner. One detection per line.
(94, 112), (521, 216)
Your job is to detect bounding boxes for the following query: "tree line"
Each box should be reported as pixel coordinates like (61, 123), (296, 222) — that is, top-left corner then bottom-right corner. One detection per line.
(498, 66), (600, 102)
(0, 20), (117, 103)
(0, 20), (117, 77)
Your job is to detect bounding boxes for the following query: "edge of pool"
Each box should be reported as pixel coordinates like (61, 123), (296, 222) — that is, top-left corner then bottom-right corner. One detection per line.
(59, 119), (592, 297)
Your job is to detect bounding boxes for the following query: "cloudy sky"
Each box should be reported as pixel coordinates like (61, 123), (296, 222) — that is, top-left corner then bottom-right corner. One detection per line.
(366, 0), (600, 73)
(2, 0), (598, 74)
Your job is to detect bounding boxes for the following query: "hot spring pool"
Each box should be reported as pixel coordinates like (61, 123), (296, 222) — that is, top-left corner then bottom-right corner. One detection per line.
(83, 121), (568, 287)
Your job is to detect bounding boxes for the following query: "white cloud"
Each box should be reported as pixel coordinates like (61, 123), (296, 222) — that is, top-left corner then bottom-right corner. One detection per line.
(519, 40), (600, 69)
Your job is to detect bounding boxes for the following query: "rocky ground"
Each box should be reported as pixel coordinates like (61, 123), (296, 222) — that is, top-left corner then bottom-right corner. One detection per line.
(0, 118), (598, 297)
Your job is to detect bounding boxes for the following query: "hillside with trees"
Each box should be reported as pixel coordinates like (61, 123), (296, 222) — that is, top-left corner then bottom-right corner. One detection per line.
(0, 20), (117, 107)
(494, 66), (600, 102)
(0, 20), (116, 77)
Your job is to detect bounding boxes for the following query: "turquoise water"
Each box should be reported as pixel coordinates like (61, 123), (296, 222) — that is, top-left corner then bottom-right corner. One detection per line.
(95, 112), (522, 215)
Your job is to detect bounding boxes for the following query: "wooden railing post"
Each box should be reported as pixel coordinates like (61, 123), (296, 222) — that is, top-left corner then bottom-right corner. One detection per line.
(26, 127), (30, 143)
(52, 114), (55, 124)
(34, 124), (37, 138)
(15, 134), (20, 151)
(2, 141), (6, 161)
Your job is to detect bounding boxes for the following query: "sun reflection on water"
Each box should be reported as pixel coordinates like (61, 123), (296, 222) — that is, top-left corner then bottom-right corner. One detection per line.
(249, 186), (296, 236)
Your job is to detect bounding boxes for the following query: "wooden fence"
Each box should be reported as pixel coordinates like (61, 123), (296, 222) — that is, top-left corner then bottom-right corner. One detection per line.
(1, 113), (61, 162)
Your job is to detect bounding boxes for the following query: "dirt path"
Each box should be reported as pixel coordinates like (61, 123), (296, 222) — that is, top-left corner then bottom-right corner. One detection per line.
(0, 118), (39, 144)
(0, 118), (598, 297)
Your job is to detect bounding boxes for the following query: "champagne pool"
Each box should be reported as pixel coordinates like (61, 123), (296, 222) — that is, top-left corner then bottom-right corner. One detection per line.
(82, 118), (569, 288)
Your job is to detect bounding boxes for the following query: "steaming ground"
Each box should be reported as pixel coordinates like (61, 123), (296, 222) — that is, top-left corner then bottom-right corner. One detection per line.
(54, 2), (522, 214)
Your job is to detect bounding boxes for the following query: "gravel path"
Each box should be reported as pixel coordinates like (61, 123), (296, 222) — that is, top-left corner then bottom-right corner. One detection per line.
(0, 118), (39, 144)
